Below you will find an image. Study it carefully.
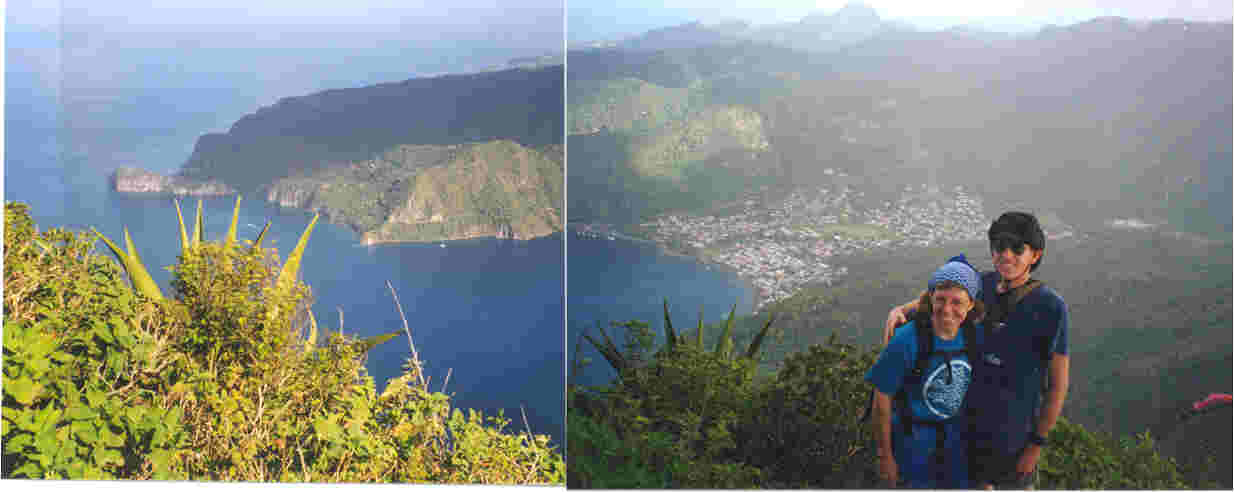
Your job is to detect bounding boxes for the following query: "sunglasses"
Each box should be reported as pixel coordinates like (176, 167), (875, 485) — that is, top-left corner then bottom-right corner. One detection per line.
(990, 235), (1028, 255)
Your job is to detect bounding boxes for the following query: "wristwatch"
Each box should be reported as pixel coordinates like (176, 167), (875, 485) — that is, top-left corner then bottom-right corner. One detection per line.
(1027, 432), (1048, 447)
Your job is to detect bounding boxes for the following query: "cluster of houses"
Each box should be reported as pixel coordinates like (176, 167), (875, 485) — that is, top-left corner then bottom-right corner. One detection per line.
(643, 183), (988, 311)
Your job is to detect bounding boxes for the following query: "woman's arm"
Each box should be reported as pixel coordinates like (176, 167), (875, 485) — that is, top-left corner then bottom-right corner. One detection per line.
(873, 390), (898, 486)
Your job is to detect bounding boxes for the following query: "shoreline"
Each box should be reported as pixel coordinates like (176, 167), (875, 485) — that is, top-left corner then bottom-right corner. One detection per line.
(264, 198), (562, 246)
(358, 229), (561, 246)
(570, 223), (765, 313)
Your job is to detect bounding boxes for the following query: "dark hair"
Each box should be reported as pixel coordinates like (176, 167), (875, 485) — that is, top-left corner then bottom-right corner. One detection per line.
(988, 211), (1045, 272)
(917, 280), (986, 326)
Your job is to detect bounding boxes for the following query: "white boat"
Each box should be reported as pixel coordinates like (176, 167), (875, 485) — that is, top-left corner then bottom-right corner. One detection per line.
(440, 243), (446, 248)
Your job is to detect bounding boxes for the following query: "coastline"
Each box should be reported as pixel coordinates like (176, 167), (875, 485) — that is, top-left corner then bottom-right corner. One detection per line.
(265, 196), (563, 246)
(358, 228), (561, 246)
(570, 223), (764, 313)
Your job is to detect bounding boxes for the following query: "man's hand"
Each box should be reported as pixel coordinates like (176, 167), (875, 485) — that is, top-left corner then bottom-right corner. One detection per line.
(1016, 444), (1042, 482)
(884, 306), (908, 345)
(879, 454), (899, 487)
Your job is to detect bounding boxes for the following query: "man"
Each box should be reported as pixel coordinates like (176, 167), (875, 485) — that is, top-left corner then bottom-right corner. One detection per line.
(883, 212), (1070, 489)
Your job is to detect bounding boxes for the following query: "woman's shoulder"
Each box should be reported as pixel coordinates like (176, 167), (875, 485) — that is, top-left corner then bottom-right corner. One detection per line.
(889, 320), (923, 350)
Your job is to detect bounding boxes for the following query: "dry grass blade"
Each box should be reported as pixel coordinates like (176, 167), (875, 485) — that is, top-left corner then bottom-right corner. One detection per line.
(520, 404), (532, 436)
(386, 280), (425, 388)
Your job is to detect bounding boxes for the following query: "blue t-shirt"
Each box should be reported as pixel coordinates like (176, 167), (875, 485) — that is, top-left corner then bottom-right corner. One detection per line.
(865, 321), (972, 489)
(968, 271), (1069, 461)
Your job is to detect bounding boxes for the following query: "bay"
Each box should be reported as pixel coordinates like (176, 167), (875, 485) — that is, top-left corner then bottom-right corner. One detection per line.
(566, 231), (757, 387)
(5, 83), (565, 446)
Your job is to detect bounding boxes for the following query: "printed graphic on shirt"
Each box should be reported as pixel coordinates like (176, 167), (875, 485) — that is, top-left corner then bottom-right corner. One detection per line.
(923, 359), (972, 418)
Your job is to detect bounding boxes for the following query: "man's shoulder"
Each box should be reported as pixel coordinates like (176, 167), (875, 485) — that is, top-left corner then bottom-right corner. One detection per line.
(1028, 282), (1068, 312)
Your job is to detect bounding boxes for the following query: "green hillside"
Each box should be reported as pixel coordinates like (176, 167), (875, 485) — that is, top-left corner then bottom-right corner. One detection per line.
(266, 140), (563, 243)
(567, 77), (699, 135)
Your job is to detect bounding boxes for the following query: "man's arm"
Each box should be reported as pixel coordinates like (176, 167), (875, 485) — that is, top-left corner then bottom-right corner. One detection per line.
(883, 295), (923, 345)
(1016, 353), (1069, 478)
(1035, 353), (1070, 437)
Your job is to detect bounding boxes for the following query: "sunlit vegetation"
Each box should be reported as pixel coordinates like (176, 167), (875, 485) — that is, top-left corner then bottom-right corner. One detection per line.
(2, 201), (563, 482)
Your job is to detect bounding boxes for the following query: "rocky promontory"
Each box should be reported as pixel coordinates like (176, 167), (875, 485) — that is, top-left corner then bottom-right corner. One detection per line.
(177, 65), (562, 192)
(145, 64), (564, 243)
(111, 167), (235, 196)
(265, 141), (563, 244)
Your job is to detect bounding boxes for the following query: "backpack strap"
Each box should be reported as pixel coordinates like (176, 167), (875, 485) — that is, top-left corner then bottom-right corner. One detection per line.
(988, 279), (1056, 395)
(986, 279), (1043, 326)
(897, 319), (935, 437)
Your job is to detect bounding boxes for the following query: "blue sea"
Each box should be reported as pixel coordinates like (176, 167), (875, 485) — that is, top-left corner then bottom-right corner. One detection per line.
(566, 233), (756, 387)
(4, 30), (757, 447)
(5, 65), (565, 446)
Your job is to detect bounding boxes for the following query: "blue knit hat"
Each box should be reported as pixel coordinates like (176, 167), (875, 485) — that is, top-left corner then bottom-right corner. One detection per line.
(928, 254), (980, 301)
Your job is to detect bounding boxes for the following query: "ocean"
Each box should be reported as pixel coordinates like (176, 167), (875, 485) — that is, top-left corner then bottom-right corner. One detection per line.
(5, 70), (566, 446)
(566, 231), (756, 387)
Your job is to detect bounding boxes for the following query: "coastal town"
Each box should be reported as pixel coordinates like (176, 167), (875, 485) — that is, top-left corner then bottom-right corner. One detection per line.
(577, 178), (990, 312)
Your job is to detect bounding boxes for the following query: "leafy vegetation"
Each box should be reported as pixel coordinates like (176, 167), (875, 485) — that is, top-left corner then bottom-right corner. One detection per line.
(567, 77), (699, 135)
(267, 140), (563, 243)
(568, 302), (1198, 488)
(2, 201), (563, 482)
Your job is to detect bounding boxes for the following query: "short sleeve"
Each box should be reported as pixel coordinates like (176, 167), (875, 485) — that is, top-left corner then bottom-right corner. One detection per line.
(865, 322), (916, 396)
(1050, 295), (1069, 356)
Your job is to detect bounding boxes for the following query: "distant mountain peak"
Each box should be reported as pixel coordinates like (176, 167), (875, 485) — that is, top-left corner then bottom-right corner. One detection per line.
(834, 2), (880, 21)
(800, 2), (881, 27)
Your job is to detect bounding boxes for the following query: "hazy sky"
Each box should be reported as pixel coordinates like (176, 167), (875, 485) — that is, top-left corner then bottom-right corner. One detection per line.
(568, 0), (1234, 41)
(6, 0), (564, 98)
(9, 0), (562, 30)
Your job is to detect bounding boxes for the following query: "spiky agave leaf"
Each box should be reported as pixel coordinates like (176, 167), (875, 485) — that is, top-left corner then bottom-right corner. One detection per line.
(582, 325), (626, 375)
(697, 304), (705, 347)
(224, 195), (242, 250)
(276, 214), (319, 293)
(121, 227), (165, 300)
(715, 303), (737, 358)
(662, 298), (677, 352)
(174, 198), (189, 255)
(94, 227), (164, 300)
(252, 221), (272, 251)
(744, 311), (777, 361)
(192, 198), (204, 246)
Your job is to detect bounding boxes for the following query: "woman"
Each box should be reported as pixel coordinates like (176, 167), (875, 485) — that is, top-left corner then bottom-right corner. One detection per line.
(865, 255), (984, 488)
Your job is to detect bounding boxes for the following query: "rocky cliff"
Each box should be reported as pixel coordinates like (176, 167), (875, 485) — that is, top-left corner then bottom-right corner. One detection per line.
(266, 141), (562, 244)
(178, 65), (563, 192)
(111, 167), (236, 196)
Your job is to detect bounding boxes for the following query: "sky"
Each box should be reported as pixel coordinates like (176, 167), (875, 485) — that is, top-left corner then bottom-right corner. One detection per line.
(568, 0), (1234, 41)
(9, 0), (563, 31)
(5, 0), (565, 102)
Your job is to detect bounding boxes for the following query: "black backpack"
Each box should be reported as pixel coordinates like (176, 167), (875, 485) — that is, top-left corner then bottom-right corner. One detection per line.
(860, 314), (979, 484)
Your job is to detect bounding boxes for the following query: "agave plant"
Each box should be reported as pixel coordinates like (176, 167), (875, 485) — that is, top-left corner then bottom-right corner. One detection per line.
(95, 195), (401, 355)
(583, 298), (777, 377)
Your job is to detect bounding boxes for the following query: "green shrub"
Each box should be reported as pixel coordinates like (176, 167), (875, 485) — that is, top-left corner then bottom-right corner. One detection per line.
(737, 335), (881, 488)
(1039, 417), (1188, 489)
(2, 201), (562, 483)
(566, 409), (680, 488)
